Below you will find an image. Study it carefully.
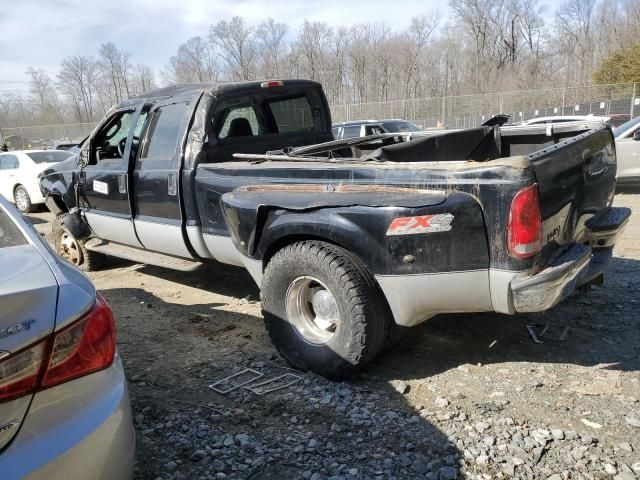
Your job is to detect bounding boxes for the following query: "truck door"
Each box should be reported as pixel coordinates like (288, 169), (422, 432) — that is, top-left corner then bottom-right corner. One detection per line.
(132, 100), (193, 258)
(82, 107), (146, 247)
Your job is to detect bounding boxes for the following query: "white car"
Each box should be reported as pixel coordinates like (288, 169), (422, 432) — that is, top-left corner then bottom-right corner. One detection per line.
(613, 116), (640, 184)
(513, 115), (610, 126)
(0, 150), (73, 213)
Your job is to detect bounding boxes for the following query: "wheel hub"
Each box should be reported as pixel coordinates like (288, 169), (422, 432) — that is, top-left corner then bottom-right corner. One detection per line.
(59, 232), (82, 266)
(286, 276), (340, 344)
(15, 189), (28, 211)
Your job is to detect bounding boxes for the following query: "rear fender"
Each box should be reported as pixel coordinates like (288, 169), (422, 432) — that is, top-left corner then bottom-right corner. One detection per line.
(219, 188), (490, 276)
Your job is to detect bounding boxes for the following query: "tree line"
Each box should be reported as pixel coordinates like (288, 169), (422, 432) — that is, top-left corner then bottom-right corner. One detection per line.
(1, 0), (639, 130)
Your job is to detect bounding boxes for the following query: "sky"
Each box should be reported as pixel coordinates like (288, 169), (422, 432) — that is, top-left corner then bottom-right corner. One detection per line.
(0, 0), (563, 95)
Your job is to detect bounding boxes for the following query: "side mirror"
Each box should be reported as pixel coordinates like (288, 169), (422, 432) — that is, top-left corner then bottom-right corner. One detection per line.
(633, 130), (640, 141)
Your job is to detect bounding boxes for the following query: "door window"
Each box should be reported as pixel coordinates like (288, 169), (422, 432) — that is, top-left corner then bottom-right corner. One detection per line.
(364, 125), (384, 136)
(0, 155), (19, 170)
(90, 110), (136, 164)
(341, 125), (361, 139)
(139, 102), (188, 169)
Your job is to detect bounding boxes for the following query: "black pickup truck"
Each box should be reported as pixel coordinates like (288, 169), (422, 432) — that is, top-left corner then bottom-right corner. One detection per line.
(40, 80), (630, 378)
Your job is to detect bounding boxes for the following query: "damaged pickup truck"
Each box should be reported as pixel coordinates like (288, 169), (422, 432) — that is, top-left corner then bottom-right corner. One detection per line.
(39, 80), (630, 378)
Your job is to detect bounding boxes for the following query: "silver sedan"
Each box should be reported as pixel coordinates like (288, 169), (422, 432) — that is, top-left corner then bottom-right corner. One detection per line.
(0, 196), (134, 479)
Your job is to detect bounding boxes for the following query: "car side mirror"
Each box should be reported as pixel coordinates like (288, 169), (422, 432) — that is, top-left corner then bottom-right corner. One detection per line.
(633, 130), (640, 141)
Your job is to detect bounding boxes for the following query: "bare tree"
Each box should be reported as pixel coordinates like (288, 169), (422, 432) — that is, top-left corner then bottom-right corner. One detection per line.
(295, 21), (333, 82)
(57, 56), (99, 122)
(132, 64), (157, 94)
(554, 0), (597, 85)
(256, 18), (289, 78)
(164, 36), (218, 84)
(210, 17), (256, 80)
(26, 67), (64, 122)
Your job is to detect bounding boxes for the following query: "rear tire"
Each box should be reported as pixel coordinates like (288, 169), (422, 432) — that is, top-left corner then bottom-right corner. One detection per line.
(52, 214), (107, 272)
(261, 241), (386, 379)
(14, 185), (32, 213)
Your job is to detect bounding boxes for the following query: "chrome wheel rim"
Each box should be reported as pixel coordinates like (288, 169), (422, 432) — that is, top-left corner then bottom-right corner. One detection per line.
(285, 276), (339, 344)
(59, 232), (83, 266)
(15, 189), (28, 212)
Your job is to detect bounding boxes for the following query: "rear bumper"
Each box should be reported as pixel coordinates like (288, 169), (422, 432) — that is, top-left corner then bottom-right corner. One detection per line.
(511, 207), (630, 313)
(0, 355), (135, 480)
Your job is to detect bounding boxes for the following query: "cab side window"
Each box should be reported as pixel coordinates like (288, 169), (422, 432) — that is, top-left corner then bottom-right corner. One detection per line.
(217, 106), (260, 139)
(138, 102), (189, 169)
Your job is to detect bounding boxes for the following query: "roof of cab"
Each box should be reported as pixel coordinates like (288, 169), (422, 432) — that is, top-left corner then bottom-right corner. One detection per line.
(121, 79), (322, 107)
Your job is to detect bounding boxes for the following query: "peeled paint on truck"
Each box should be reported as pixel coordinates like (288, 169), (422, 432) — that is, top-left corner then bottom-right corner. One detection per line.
(38, 80), (631, 379)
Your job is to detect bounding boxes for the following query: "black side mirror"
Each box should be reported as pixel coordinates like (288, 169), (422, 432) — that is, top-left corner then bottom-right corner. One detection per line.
(633, 130), (640, 141)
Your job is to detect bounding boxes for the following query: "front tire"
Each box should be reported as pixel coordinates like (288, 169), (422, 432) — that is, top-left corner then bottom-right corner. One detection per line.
(261, 241), (386, 379)
(52, 214), (106, 272)
(14, 185), (33, 213)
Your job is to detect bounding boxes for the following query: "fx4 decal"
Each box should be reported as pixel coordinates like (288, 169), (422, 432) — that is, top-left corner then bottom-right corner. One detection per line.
(386, 213), (454, 236)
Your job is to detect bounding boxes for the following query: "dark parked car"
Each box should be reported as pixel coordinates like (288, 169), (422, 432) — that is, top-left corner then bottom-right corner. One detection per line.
(332, 119), (421, 139)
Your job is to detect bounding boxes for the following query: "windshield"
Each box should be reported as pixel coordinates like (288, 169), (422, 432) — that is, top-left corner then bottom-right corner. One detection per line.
(612, 116), (640, 138)
(26, 151), (73, 164)
(381, 121), (420, 133)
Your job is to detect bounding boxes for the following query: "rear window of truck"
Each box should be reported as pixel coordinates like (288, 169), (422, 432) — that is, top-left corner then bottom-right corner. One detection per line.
(267, 96), (314, 133)
(215, 93), (317, 140)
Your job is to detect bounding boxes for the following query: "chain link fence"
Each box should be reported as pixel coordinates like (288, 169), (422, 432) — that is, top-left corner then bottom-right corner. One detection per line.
(1, 83), (638, 149)
(0, 123), (95, 150)
(331, 82), (640, 129)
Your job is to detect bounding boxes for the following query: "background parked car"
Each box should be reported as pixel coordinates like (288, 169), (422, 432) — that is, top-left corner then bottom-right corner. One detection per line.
(613, 116), (640, 184)
(0, 196), (134, 479)
(332, 119), (421, 139)
(0, 150), (73, 213)
(53, 141), (80, 151)
(512, 114), (610, 126)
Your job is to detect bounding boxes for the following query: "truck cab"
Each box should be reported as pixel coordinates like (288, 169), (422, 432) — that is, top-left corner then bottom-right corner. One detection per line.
(42, 80), (333, 261)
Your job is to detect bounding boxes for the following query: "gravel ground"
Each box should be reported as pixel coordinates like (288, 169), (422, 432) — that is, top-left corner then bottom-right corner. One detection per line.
(27, 190), (640, 480)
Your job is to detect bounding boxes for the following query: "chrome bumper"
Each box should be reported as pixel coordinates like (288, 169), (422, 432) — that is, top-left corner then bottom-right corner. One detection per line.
(511, 207), (630, 313)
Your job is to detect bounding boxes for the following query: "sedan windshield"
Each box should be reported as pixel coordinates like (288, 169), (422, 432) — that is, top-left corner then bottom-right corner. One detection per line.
(381, 121), (420, 133)
(613, 116), (640, 138)
(26, 151), (73, 163)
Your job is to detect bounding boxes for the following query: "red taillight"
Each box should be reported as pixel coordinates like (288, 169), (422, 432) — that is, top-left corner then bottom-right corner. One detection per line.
(260, 80), (283, 88)
(0, 294), (116, 403)
(42, 294), (115, 388)
(507, 184), (542, 259)
(0, 342), (47, 403)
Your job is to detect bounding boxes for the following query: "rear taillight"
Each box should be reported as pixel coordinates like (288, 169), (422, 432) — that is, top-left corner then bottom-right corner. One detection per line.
(42, 294), (116, 388)
(0, 294), (115, 403)
(0, 342), (47, 403)
(507, 184), (542, 259)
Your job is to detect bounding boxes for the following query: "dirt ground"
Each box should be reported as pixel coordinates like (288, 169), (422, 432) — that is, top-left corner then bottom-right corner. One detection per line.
(28, 190), (640, 480)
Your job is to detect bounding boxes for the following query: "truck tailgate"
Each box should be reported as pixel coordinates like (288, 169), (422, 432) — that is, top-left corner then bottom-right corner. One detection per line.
(525, 126), (617, 258)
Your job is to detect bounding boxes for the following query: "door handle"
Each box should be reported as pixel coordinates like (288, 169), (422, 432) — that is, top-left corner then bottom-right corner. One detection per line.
(118, 174), (127, 194)
(168, 173), (177, 196)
